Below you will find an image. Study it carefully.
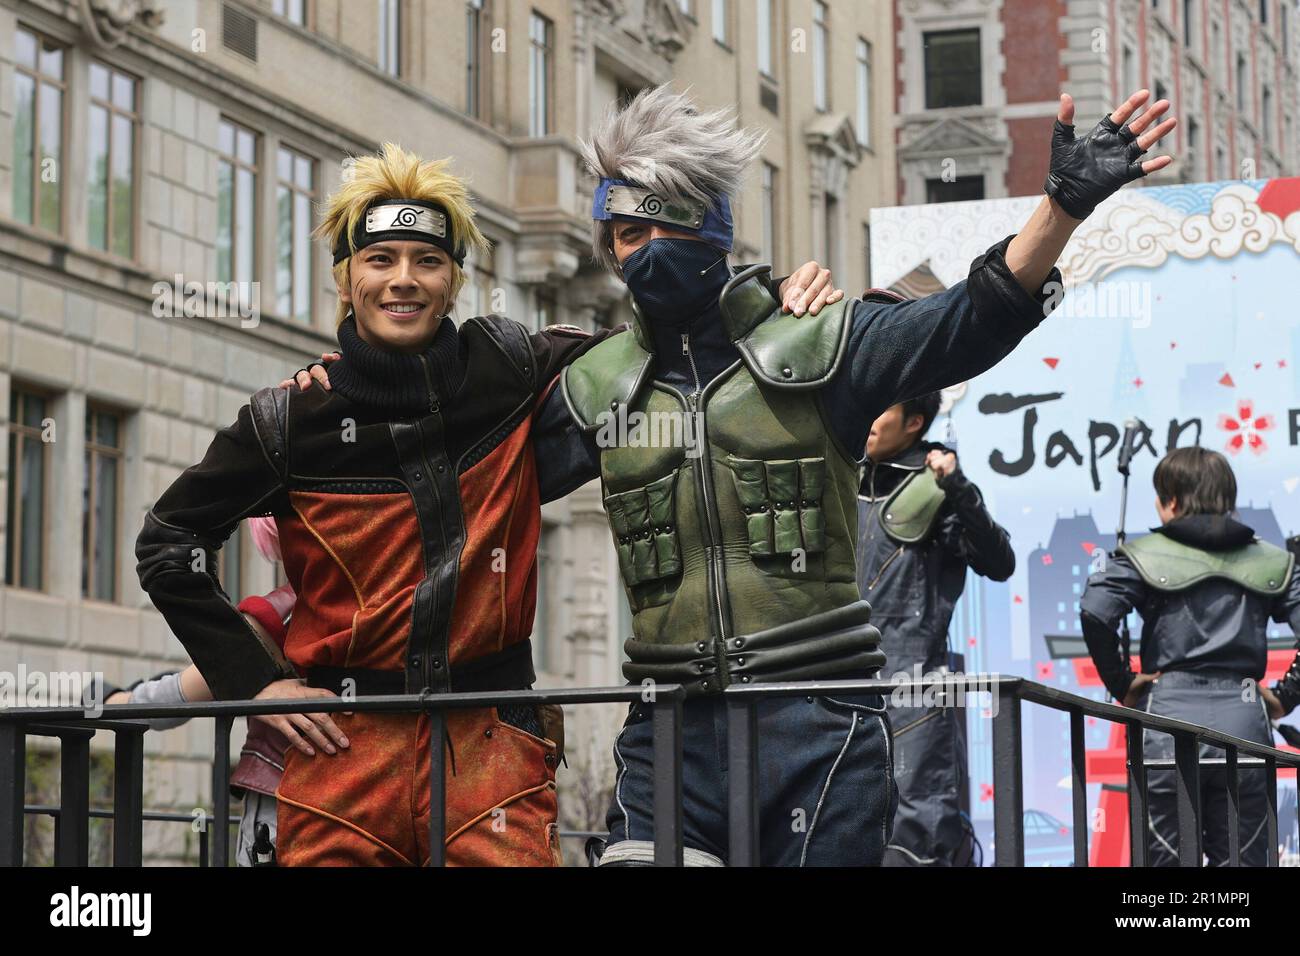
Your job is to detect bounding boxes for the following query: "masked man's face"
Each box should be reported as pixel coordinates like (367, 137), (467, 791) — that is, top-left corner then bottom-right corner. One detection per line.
(612, 220), (701, 268)
(341, 240), (453, 353)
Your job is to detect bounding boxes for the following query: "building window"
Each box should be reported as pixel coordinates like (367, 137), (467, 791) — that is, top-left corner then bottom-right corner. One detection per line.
(712, 0), (729, 45)
(923, 29), (982, 109)
(862, 222), (871, 290)
(529, 11), (553, 136)
(276, 146), (315, 324)
(926, 175), (985, 203)
(812, 1), (829, 112)
(378, 0), (400, 77)
(534, 287), (557, 333)
(12, 27), (65, 233)
(83, 407), (123, 602)
(823, 193), (839, 279)
(272, 0), (307, 26)
(1236, 53), (1247, 112)
(757, 0), (775, 78)
(6, 389), (50, 591)
(1215, 144), (1226, 179)
(761, 161), (777, 266)
(1187, 116), (1199, 177)
(87, 62), (138, 258)
(217, 119), (258, 285)
(1183, 0), (1195, 47)
(1122, 45), (1137, 100)
(466, 0), (485, 118)
(1260, 0), (1268, 25)
(856, 38), (872, 148)
(1262, 85), (1272, 145)
(221, 523), (244, 604)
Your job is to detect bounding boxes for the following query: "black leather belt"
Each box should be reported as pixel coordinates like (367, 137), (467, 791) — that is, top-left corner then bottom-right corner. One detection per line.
(622, 601), (884, 697)
(307, 638), (536, 696)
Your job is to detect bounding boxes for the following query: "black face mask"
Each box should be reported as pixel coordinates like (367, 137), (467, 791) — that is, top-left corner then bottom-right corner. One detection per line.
(620, 237), (729, 326)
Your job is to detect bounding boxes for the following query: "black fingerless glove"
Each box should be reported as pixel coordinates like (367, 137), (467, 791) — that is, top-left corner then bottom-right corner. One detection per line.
(1043, 115), (1148, 221)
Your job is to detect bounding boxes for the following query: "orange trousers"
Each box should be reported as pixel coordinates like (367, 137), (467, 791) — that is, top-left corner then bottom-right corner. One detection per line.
(275, 707), (562, 866)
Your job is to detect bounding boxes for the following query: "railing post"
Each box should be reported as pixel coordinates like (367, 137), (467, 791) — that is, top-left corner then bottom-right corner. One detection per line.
(1069, 708), (1088, 867)
(1126, 720), (1148, 867)
(56, 729), (91, 866)
(211, 716), (232, 867)
(1265, 756), (1279, 867)
(113, 727), (145, 867)
(726, 696), (758, 866)
(651, 693), (683, 867)
(427, 706), (447, 867)
(991, 681), (1023, 866)
(0, 722), (24, 866)
(1225, 745), (1240, 867)
(199, 826), (209, 868)
(1172, 732), (1201, 866)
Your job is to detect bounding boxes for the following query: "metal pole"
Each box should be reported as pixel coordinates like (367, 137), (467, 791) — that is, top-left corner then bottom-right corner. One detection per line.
(1172, 732), (1201, 866)
(427, 707), (447, 867)
(113, 727), (145, 866)
(211, 716), (231, 867)
(0, 723), (25, 866)
(1127, 721), (1148, 867)
(1069, 709), (1089, 867)
(726, 697), (759, 866)
(651, 694), (683, 866)
(992, 683), (1024, 866)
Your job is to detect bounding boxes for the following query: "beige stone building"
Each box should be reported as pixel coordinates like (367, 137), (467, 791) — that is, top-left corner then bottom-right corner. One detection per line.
(0, 0), (896, 862)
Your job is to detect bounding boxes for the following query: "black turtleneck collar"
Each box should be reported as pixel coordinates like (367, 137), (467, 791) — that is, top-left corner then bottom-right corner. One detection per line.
(1155, 513), (1256, 551)
(326, 314), (464, 416)
(647, 299), (741, 395)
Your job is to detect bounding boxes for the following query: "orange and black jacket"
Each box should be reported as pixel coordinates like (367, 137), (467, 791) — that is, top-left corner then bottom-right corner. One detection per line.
(135, 314), (605, 701)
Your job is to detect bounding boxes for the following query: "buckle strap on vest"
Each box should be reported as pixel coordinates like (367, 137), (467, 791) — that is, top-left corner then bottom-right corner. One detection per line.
(623, 601), (883, 697)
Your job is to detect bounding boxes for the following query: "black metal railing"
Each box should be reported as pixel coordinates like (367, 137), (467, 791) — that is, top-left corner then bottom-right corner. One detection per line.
(2, 675), (1297, 867)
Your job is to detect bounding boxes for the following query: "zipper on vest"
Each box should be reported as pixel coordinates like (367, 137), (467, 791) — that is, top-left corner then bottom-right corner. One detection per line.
(415, 353), (446, 693)
(681, 332), (732, 685)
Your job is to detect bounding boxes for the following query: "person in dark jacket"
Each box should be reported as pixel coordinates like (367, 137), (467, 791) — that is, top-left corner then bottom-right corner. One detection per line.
(1080, 446), (1300, 866)
(857, 391), (1014, 866)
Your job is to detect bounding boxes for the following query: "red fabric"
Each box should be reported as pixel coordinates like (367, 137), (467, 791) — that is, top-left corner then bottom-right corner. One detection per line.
(237, 595), (288, 648)
(274, 707), (561, 866)
(274, 415), (544, 676)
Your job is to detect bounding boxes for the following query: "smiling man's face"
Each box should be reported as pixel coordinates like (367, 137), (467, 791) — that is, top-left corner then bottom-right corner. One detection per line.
(341, 239), (454, 352)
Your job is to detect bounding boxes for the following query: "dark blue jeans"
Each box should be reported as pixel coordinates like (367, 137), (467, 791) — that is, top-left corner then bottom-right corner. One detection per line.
(600, 692), (897, 866)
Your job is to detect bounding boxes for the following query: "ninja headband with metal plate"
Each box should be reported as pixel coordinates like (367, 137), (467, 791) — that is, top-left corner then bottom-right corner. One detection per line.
(332, 198), (465, 266)
(591, 178), (734, 251)
(599, 184), (706, 230)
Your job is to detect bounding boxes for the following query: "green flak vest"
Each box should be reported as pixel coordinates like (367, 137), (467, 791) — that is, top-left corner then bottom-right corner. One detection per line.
(1118, 532), (1294, 596)
(562, 265), (882, 693)
(879, 468), (947, 544)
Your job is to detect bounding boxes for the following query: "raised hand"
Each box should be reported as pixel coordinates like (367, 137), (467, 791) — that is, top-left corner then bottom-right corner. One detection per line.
(1043, 89), (1177, 221)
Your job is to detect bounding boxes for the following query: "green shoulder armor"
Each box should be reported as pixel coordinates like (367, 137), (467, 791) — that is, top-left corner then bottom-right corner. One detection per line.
(879, 469), (947, 544)
(1118, 533), (1294, 596)
(560, 329), (654, 433)
(721, 265), (853, 389)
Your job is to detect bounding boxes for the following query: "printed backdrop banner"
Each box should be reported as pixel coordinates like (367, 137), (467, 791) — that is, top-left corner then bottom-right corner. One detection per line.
(870, 177), (1300, 865)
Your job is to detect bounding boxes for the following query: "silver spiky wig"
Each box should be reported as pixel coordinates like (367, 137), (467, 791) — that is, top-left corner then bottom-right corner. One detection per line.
(581, 84), (767, 274)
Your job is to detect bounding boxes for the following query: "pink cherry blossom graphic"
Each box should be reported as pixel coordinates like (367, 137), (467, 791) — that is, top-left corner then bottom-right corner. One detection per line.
(1218, 399), (1274, 456)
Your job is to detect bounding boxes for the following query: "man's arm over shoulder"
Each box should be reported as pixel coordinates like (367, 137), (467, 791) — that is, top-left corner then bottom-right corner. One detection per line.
(135, 397), (294, 701)
(825, 236), (1062, 456)
(529, 323), (621, 394)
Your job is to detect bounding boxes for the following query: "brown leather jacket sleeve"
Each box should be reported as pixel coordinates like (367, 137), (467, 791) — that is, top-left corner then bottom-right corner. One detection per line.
(135, 397), (294, 700)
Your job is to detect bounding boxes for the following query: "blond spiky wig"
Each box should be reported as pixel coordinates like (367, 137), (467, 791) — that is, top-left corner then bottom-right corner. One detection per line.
(315, 142), (487, 326)
(581, 85), (767, 274)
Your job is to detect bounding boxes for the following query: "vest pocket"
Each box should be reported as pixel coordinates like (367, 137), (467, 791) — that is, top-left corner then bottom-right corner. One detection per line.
(604, 472), (682, 586)
(728, 455), (827, 557)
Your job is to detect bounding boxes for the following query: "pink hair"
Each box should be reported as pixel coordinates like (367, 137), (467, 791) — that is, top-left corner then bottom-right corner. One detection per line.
(247, 516), (282, 563)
